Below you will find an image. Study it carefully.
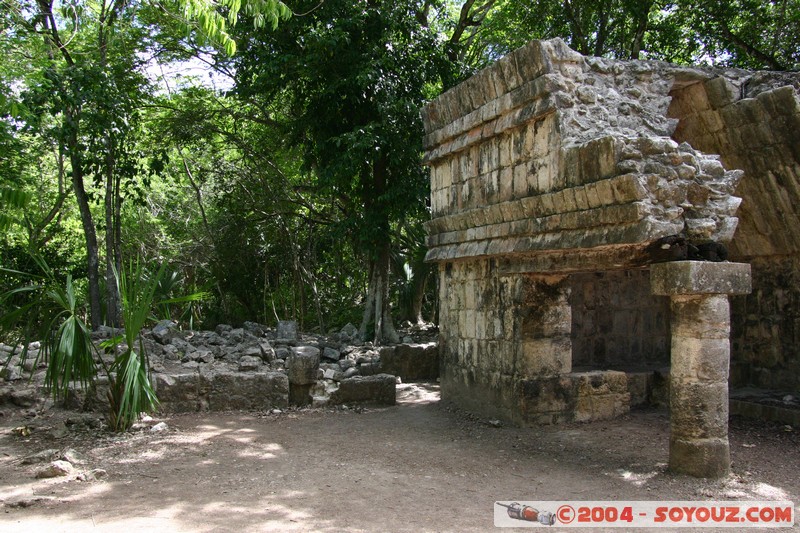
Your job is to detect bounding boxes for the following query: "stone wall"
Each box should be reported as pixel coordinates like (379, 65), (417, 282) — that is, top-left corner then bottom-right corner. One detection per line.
(730, 256), (800, 390)
(437, 257), (632, 424)
(668, 73), (800, 390)
(570, 270), (670, 371)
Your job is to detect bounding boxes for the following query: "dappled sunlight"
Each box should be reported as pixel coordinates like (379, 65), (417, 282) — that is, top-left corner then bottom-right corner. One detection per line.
(237, 442), (284, 460)
(617, 468), (660, 486)
(751, 482), (791, 500)
(117, 447), (168, 464)
(396, 383), (440, 405)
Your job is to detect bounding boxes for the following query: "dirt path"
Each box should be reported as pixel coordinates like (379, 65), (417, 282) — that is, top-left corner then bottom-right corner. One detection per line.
(1, 384), (798, 532)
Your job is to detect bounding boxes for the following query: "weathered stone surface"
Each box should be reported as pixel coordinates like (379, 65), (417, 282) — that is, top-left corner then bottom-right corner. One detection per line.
(287, 347), (320, 385)
(669, 437), (730, 478)
(35, 460), (74, 479)
(730, 257), (800, 390)
(379, 343), (439, 381)
(0, 365), (22, 382)
(206, 371), (289, 411)
(652, 265), (745, 478)
(423, 39), (746, 267)
(277, 320), (298, 341)
(329, 374), (396, 406)
(259, 341), (276, 362)
(322, 347), (340, 362)
(151, 320), (178, 344)
(154, 373), (202, 413)
(339, 324), (358, 341)
(651, 261), (752, 296)
(670, 381), (729, 439)
(238, 356), (262, 372)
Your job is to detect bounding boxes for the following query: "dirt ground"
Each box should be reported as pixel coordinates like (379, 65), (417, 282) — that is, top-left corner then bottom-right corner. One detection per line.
(1, 383), (798, 532)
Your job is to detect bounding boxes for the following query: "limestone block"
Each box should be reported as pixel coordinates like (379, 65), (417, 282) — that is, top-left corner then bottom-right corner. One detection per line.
(670, 380), (728, 439)
(154, 373), (201, 413)
(573, 371), (628, 396)
(513, 164), (528, 198)
(519, 376), (574, 419)
(518, 338), (571, 377)
(669, 437), (730, 478)
(651, 261), (752, 296)
(287, 346), (321, 385)
(756, 86), (799, 118)
(594, 179), (616, 205)
(329, 374), (396, 405)
(575, 392), (630, 422)
(671, 338), (730, 382)
(669, 295), (731, 339)
(207, 371), (289, 411)
(497, 167), (514, 203)
(703, 77), (738, 109)
(513, 40), (551, 82)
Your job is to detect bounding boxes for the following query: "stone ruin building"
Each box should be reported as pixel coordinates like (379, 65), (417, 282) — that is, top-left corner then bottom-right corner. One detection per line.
(421, 38), (800, 477)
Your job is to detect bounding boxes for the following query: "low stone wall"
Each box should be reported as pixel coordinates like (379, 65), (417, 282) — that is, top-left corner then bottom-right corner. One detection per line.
(154, 371), (289, 413)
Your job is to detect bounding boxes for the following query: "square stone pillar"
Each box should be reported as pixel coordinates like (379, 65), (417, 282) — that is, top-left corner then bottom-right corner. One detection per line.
(651, 261), (751, 478)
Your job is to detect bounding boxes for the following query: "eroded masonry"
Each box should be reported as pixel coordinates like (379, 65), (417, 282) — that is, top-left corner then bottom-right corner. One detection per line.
(421, 38), (800, 477)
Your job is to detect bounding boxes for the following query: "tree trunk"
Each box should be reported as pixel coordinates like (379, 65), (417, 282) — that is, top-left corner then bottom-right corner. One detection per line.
(104, 143), (121, 327)
(357, 156), (400, 345)
(630, 0), (653, 59)
(409, 268), (429, 324)
(358, 242), (399, 345)
(67, 121), (102, 330)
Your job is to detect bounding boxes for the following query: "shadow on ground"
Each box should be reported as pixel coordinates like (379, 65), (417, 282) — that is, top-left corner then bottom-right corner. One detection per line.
(1, 383), (798, 532)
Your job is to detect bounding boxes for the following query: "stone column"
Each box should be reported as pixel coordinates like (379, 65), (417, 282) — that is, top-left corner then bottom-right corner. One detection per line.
(651, 261), (751, 478)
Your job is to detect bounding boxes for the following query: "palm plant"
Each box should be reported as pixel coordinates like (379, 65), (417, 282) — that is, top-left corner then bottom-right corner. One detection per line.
(0, 255), (96, 396)
(101, 259), (165, 431)
(1, 254), (203, 431)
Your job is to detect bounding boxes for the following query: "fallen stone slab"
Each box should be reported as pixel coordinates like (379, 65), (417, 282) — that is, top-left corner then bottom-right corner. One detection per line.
(206, 371), (289, 411)
(329, 374), (396, 406)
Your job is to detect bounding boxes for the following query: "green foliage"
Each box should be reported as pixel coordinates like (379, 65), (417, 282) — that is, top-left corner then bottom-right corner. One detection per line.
(0, 255), (95, 400)
(0, 253), (204, 431)
(102, 259), (163, 431)
(176, 0), (292, 55)
(471, 0), (799, 70)
(44, 274), (96, 399)
(0, 187), (32, 231)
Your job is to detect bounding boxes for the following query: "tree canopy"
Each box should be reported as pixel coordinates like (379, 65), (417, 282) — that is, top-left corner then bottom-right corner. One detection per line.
(1, 0), (797, 342)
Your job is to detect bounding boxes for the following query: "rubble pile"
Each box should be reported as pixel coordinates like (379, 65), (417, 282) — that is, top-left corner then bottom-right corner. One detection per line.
(1, 321), (440, 414)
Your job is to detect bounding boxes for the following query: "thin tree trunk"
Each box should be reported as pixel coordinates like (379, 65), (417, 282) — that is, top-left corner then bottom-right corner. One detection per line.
(362, 236), (399, 345)
(68, 126), (102, 330)
(358, 156), (399, 345)
(630, 0), (653, 59)
(358, 261), (377, 341)
(594, 2), (610, 56)
(410, 270), (429, 324)
(104, 143), (120, 327)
